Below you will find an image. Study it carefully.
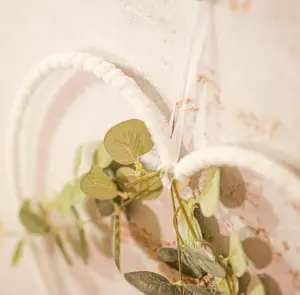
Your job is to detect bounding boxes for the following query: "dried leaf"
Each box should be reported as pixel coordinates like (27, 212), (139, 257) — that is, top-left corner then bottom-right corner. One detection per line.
(182, 246), (226, 278)
(247, 276), (265, 295)
(80, 165), (118, 200)
(73, 145), (83, 177)
(157, 247), (203, 278)
(196, 167), (220, 217)
(56, 179), (85, 215)
(96, 199), (114, 216)
(19, 200), (51, 235)
(124, 271), (180, 295)
(215, 276), (239, 295)
(229, 229), (248, 277)
(186, 284), (212, 294)
(104, 119), (154, 165)
(113, 211), (121, 270)
(11, 239), (24, 266)
(94, 140), (112, 168)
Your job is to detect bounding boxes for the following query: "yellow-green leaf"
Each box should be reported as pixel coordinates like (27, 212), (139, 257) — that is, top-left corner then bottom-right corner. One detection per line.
(19, 200), (51, 235)
(104, 119), (154, 165)
(73, 145), (83, 177)
(56, 179), (85, 215)
(216, 276), (239, 295)
(11, 239), (24, 266)
(94, 140), (113, 168)
(80, 165), (118, 200)
(229, 229), (248, 277)
(247, 276), (265, 295)
(196, 166), (220, 218)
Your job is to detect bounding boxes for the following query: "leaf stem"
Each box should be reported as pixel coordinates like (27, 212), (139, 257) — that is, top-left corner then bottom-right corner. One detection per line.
(170, 185), (184, 295)
(225, 276), (235, 295)
(126, 170), (162, 188)
(54, 234), (72, 265)
(173, 207), (185, 245)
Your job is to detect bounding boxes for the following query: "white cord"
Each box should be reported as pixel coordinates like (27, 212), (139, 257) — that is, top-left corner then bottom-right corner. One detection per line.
(6, 52), (171, 201)
(174, 144), (300, 200)
(5, 52), (171, 295)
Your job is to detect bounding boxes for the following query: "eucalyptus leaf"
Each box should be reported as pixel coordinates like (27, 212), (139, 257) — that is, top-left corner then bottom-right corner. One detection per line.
(73, 145), (83, 177)
(124, 271), (180, 295)
(95, 199), (114, 216)
(116, 167), (163, 200)
(11, 239), (24, 266)
(19, 200), (51, 235)
(94, 140), (113, 168)
(56, 179), (85, 215)
(157, 247), (203, 278)
(104, 119), (154, 165)
(215, 276), (239, 295)
(80, 165), (118, 200)
(186, 284), (212, 295)
(247, 276), (265, 295)
(113, 211), (121, 270)
(182, 246), (226, 278)
(229, 229), (248, 277)
(196, 167), (220, 218)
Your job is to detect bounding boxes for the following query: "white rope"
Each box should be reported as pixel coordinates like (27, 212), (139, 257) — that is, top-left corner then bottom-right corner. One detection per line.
(6, 52), (171, 201)
(5, 52), (171, 295)
(174, 144), (300, 200)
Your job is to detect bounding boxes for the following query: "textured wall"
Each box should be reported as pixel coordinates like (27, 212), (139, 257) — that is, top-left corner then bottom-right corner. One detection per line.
(1, 0), (300, 294)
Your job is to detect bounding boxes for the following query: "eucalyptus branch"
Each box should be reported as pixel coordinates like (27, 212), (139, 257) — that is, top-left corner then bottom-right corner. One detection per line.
(126, 170), (162, 188)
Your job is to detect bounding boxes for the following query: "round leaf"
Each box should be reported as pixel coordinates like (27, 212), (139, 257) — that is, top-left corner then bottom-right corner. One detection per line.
(94, 140), (112, 168)
(116, 167), (163, 200)
(182, 246), (226, 278)
(247, 276), (265, 295)
(56, 179), (85, 215)
(80, 165), (118, 200)
(95, 200), (114, 216)
(125, 271), (180, 295)
(104, 119), (154, 165)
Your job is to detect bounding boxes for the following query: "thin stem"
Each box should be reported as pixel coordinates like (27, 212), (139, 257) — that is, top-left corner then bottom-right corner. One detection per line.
(170, 186), (183, 295)
(119, 177), (161, 209)
(225, 276), (235, 295)
(54, 233), (72, 265)
(126, 170), (162, 188)
(173, 207), (185, 245)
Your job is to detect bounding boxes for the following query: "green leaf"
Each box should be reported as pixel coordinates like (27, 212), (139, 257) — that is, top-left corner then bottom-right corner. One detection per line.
(116, 167), (163, 200)
(156, 247), (203, 278)
(11, 239), (24, 266)
(229, 229), (248, 277)
(182, 246), (226, 278)
(196, 166), (220, 217)
(95, 199), (114, 216)
(80, 165), (118, 200)
(73, 145), (83, 177)
(124, 271), (180, 295)
(19, 200), (51, 235)
(215, 276), (239, 295)
(54, 234), (72, 265)
(185, 284), (212, 294)
(247, 276), (265, 295)
(104, 119), (154, 165)
(113, 210), (121, 270)
(94, 140), (113, 168)
(56, 179), (85, 215)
